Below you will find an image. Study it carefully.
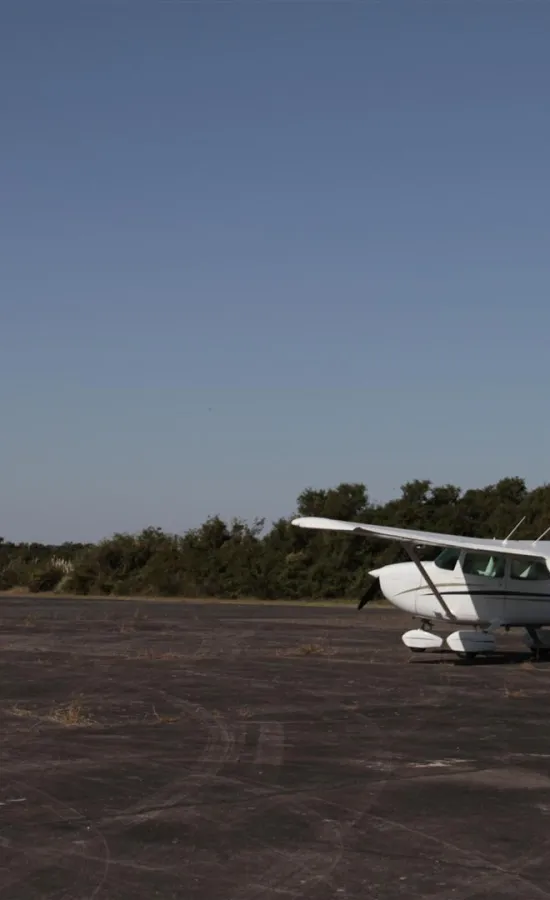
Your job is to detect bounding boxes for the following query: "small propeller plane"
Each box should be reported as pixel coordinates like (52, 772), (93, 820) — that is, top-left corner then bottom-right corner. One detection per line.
(291, 516), (550, 659)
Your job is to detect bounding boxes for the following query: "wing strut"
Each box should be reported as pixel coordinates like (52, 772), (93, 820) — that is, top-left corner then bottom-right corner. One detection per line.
(401, 542), (457, 622)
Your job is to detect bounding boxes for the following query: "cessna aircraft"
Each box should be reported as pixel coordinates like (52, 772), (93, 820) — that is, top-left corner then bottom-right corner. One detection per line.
(291, 516), (550, 659)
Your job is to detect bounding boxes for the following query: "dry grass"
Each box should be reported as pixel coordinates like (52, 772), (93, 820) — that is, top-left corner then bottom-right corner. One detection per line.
(503, 686), (526, 699)
(9, 698), (183, 729)
(277, 640), (336, 658)
(297, 642), (330, 656)
(130, 648), (183, 661)
(9, 697), (95, 727)
(150, 705), (179, 725)
(47, 699), (95, 726)
(10, 704), (36, 720)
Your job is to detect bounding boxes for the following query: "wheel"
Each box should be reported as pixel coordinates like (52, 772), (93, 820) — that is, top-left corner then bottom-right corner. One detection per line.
(457, 651), (477, 660)
(410, 647), (426, 653)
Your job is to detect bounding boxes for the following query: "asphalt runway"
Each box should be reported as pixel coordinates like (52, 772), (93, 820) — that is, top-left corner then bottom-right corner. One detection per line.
(2, 597), (550, 900)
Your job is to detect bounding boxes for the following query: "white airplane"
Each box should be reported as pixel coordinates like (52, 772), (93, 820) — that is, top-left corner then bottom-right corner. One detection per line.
(291, 515), (550, 659)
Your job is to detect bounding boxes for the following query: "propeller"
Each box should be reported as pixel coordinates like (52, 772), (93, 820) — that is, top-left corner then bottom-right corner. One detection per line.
(357, 576), (380, 610)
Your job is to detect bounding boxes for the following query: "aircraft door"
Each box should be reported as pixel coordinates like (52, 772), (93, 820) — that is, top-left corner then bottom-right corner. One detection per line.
(504, 556), (550, 625)
(456, 551), (507, 624)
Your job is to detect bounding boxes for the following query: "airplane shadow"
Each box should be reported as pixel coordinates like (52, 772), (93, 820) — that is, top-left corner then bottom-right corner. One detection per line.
(411, 650), (548, 667)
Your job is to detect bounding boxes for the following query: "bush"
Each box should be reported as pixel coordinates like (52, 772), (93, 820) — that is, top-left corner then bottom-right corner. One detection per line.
(27, 566), (65, 593)
(0, 566), (21, 591)
(1, 477), (549, 599)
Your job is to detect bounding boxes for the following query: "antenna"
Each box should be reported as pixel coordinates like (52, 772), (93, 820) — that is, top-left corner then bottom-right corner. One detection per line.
(532, 526), (550, 546)
(503, 516), (526, 544)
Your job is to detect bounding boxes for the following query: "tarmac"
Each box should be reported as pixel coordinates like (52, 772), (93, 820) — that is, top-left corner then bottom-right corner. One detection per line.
(2, 596), (550, 899)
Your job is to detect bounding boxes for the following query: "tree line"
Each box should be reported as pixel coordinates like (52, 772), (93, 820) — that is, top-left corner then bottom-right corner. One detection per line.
(1, 476), (548, 599)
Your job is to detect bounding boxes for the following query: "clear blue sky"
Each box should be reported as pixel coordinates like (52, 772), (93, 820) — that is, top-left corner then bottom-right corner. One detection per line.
(2, 1), (549, 543)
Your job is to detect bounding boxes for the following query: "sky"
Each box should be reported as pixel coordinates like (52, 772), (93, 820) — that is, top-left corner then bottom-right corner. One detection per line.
(1, 1), (549, 543)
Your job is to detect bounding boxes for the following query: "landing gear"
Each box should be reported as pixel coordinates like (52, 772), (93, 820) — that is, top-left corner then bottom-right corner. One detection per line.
(522, 628), (550, 660)
(446, 630), (496, 656)
(405, 620), (435, 652)
(402, 626), (496, 659)
(401, 628), (444, 652)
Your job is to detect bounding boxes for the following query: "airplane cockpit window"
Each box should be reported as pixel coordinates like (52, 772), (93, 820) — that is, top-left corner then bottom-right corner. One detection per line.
(462, 552), (505, 579)
(434, 547), (461, 570)
(510, 558), (550, 581)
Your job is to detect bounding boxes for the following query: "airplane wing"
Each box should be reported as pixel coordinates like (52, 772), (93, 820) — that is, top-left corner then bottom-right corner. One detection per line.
(291, 517), (550, 563)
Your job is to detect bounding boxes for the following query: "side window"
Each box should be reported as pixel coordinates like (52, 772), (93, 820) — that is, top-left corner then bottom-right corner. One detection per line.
(434, 548), (461, 571)
(510, 558), (550, 581)
(462, 552), (505, 579)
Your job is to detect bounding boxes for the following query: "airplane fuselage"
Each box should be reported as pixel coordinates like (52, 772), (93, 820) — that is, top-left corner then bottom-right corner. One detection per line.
(374, 547), (550, 627)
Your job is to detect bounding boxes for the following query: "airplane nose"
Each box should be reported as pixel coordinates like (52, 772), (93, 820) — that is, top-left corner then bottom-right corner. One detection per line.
(370, 561), (419, 615)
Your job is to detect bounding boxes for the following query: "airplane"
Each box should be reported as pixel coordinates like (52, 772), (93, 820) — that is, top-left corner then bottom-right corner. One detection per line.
(291, 515), (550, 659)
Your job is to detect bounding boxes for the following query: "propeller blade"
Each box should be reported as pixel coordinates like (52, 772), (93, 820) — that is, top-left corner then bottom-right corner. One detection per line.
(357, 577), (380, 610)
